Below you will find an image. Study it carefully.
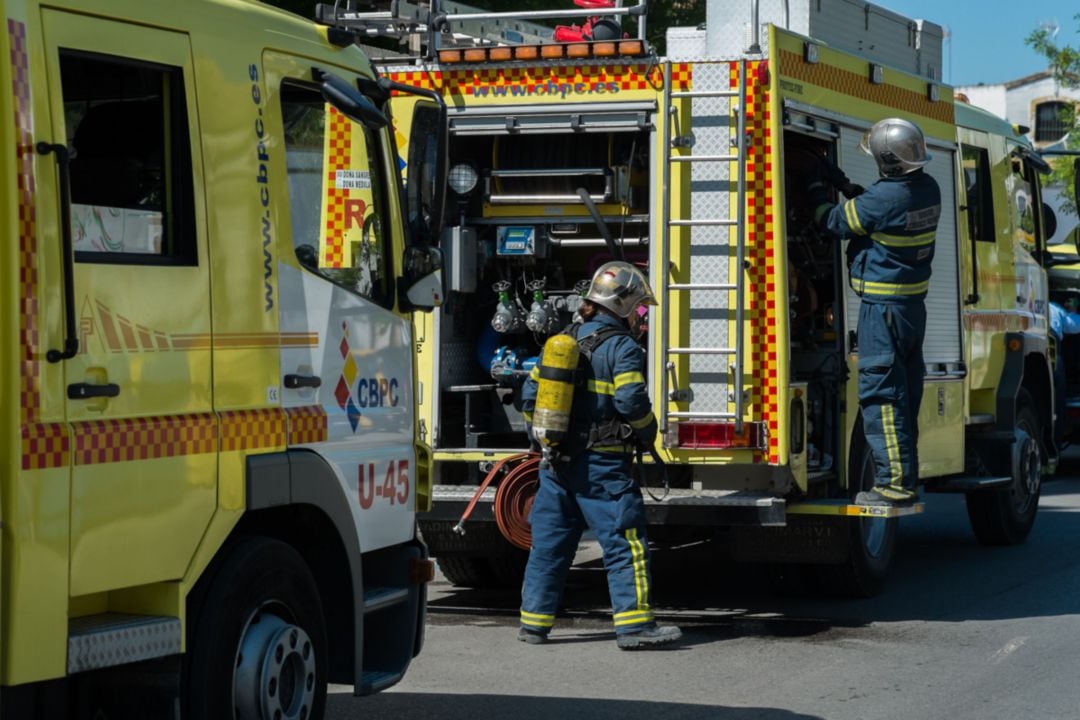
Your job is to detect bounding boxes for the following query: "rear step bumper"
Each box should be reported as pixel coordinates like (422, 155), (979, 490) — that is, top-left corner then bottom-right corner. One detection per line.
(424, 485), (925, 528)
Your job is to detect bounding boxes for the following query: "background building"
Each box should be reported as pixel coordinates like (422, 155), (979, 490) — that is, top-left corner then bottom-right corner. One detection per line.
(958, 71), (1080, 243)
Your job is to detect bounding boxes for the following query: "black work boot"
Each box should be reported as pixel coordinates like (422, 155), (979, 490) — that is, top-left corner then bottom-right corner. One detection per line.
(616, 624), (682, 650)
(855, 485), (918, 507)
(518, 628), (548, 645)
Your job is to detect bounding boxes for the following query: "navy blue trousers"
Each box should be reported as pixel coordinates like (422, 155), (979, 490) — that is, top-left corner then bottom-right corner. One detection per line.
(857, 300), (926, 490)
(520, 450), (655, 635)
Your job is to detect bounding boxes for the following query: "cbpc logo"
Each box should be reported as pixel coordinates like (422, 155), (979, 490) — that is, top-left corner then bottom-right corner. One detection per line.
(334, 322), (400, 432)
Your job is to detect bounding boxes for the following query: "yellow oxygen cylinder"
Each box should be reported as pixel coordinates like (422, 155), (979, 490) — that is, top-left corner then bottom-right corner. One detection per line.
(532, 333), (580, 449)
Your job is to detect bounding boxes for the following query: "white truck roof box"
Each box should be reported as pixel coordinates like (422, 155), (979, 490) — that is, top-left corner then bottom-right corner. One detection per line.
(669, 0), (943, 81)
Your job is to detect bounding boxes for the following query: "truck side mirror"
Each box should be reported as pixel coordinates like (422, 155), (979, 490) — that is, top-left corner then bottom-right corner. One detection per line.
(1074, 157), (1080, 223)
(320, 71), (388, 130)
(400, 245), (444, 312)
(405, 100), (448, 245)
(1043, 201), (1058, 244)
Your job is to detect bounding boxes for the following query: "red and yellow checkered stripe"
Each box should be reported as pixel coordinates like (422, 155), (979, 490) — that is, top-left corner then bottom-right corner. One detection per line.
(322, 107), (352, 268)
(22, 423), (70, 470)
(72, 415), (218, 465)
(778, 50), (953, 125)
(285, 405), (328, 445)
(10, 20), (40, 427)
(21, 407), (329, 469)
(220, 409), (287, 452)
(732, 62), (780, 464)
(388, 62), (691, 96)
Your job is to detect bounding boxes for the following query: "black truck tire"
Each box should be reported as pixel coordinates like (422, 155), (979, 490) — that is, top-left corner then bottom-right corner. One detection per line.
(423, 519), (528, 588)
(184, 537), (328, 720)
(817, 428), (897, 598)
(966, 389), (1042, 545)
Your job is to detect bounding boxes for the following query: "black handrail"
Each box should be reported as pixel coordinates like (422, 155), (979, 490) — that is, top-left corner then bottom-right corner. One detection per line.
(38, 142), (79, 363)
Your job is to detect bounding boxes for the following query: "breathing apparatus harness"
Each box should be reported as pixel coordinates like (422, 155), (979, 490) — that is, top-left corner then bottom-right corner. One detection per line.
(535, 320), (669, 498)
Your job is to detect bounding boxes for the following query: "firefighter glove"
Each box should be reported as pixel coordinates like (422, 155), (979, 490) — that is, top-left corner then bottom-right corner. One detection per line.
(633, 416), (658, 446)
(840, 182), (865, 198)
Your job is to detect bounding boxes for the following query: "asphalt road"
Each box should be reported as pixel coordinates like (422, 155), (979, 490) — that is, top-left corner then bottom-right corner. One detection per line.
(328, 470), (1080, 720)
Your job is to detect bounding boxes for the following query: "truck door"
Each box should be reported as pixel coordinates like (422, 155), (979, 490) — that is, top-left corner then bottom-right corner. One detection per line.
(40, 10), (215, 596)
(266, 54), (417, 552)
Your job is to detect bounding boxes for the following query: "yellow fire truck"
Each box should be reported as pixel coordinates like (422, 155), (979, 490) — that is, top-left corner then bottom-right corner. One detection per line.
(322, 0), (1079, 598)
(1, 0), (447, 716)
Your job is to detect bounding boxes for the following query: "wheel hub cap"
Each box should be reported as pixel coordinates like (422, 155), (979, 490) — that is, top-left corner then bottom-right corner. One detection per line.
(1011, 426), (1041, 512)
(234, 611), (316, 720)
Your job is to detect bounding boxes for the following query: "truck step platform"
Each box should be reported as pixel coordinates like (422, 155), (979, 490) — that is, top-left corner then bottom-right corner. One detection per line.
(68, 613), (181, 674)
(360, 669), (404, 695)
(428, 485), (787, 527)
(926, 475), (1012, 492)
(362, 586), (410, 614)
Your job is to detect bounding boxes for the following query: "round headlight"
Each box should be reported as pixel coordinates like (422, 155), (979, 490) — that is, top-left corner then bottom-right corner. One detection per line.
(448, 163), (479, 195)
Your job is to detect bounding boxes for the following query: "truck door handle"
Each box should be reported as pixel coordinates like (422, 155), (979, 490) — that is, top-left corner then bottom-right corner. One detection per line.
(68, 382), (120, 399)
(284, 374), (322, 389)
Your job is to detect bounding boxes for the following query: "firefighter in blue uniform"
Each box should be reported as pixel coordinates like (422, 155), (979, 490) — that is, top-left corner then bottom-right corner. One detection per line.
(518, 261), (682, 649)
(809, 118), (942, 506)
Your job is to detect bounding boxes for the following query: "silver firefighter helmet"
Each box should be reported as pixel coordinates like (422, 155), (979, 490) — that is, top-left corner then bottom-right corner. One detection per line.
(584, 261), (657, 318)
(859, 118), (931, 177)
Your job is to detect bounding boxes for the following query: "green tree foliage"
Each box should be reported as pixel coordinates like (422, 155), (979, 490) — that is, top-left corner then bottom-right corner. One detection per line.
(261, 0), (705, 55)
(1027, 15), (1080, 217)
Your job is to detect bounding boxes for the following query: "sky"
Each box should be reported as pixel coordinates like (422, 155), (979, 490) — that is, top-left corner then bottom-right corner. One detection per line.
(879, 0), (1077, 86)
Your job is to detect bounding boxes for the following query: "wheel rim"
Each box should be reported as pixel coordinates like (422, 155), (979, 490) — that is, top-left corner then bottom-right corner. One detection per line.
(1011, 422), (1041, 516)
(857, 450), (889, 559)
(233, 605), (317, 720)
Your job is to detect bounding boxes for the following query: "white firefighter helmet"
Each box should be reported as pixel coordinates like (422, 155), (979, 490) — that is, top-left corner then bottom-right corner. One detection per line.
(584, 261), (657, 318)
(859, 118), (931, 176)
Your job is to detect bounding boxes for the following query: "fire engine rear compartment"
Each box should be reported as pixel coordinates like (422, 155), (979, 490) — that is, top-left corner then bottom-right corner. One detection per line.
(433, 109), (654, 469)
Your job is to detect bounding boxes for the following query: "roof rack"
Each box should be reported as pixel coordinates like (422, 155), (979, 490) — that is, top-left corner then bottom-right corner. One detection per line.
(315, 0), (650, 62)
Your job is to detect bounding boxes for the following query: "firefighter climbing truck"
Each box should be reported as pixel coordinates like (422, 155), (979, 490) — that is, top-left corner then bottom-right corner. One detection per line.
(320, 0), (1077, 597)
(1, 0), (447, 716)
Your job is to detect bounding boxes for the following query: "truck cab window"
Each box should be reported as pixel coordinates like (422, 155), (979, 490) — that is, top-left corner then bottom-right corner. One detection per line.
(961, 145), (995, 242)
(61, 51), (195, 264)
(281, 81), (391, 307)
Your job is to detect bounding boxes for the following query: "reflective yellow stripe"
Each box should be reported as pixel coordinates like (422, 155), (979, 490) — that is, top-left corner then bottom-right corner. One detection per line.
(529, 366), (541, 381)
(520, 610), (555, 628)
(845, 199), (867, 235)
(592, 445), (628, 453)
(858, 279), (930, 296)
(523, 411), (534, 423)
(613, 610), (655, 627)
(872, 231), (935, 247)
(882, 404), (903, 486)
(625, 528), (650, 612)
(613, 371), (645, 388)
(628, 411), (655, 430)
(587, 379), (615, 395)
(878, 486), (916, 500)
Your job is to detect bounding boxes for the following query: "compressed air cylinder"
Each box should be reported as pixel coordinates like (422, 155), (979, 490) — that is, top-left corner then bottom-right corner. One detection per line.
(532, 333), (580, 448)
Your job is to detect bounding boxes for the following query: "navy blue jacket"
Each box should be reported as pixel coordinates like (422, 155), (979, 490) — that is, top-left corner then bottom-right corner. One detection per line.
(522, 312), (656, 455)
(814, 169), (941, 303)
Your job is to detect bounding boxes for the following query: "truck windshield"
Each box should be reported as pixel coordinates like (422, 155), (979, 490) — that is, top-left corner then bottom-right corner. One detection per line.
(280, 81), (392, 307)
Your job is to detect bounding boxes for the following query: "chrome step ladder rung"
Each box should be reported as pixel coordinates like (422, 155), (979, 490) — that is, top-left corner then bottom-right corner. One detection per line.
(668, 347), (735, 355)
(667, 411), (737, 420)
(670, 89), (739, 99)
(668, 218), (737, 227)
(668, 283), (737, 291)
(669, 154), (739, 163)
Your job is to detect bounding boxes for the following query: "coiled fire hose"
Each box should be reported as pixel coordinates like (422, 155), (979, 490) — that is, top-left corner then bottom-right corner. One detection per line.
(453, 452), (540, 550)
(452, 445), (668, 550)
